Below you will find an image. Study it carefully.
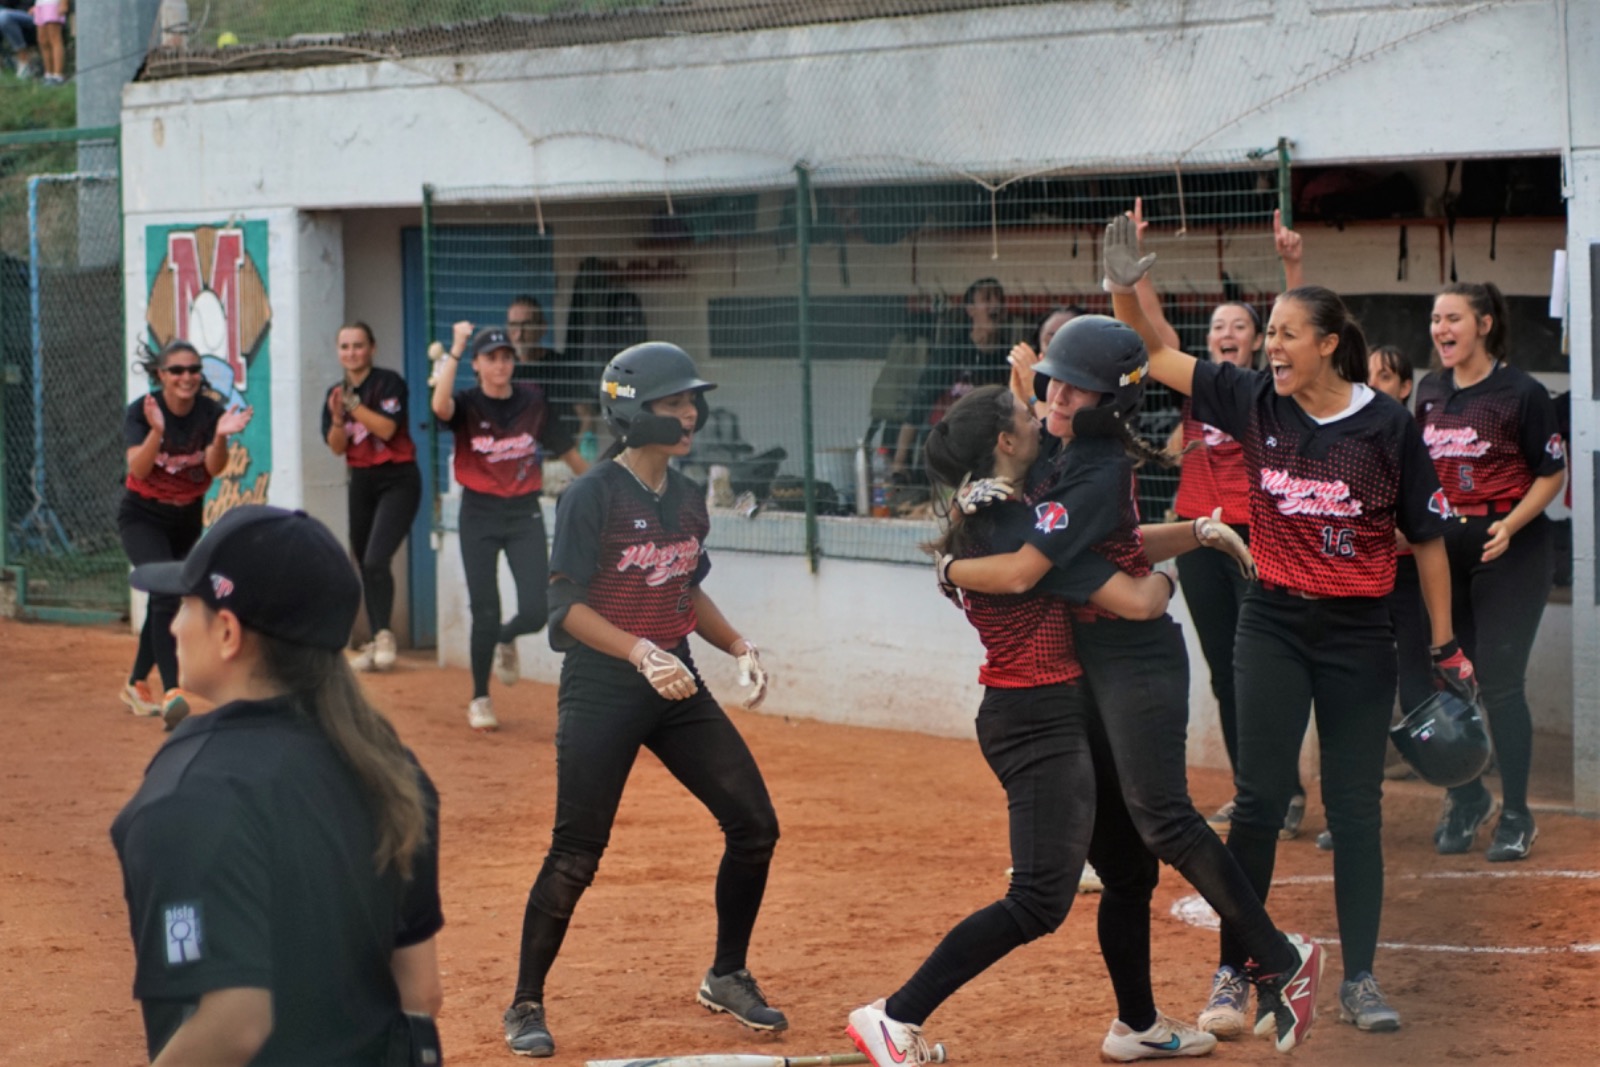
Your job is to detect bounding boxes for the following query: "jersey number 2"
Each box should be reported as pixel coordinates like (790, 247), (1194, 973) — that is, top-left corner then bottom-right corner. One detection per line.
(1320, 526), (1356, 558)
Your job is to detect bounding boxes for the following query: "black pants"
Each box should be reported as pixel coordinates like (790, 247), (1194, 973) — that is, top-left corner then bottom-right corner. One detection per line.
(458, 489), (549, 699)
(885, 682), (1161, 1030)
(1225, 587), (1395, 980)
(1175, 523), (1250, 770)
(1074, 616), (1291, 977)
(348, 462), (421, 635)
(117, 492), (203, 692)
(1387, 554), (1434, 716)
(1444, 513), (1553, 815)
(513, 643), (779, 1004)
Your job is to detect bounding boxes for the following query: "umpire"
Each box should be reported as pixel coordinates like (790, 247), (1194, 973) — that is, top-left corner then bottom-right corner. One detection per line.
(111, 505), (444, 1066)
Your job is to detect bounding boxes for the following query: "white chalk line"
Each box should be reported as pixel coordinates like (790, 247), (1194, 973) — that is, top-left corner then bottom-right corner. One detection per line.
(1171, 869), (1600, 955)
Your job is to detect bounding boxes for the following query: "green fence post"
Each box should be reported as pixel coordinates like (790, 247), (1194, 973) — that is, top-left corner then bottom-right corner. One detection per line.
(1276, 136), (1294, 291)
(422, 183), (439, 534)
(794, 164), (818, 573)
(0, 223), (7, 577)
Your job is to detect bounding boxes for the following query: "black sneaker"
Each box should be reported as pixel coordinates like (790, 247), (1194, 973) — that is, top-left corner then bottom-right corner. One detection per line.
(1315, 829), (1334, 851)
(697, 967), (788, 1031)
(1485, 809), (1538, 862)
(1434, 786), (1498, 855)
(503, 1001), (554, 1058)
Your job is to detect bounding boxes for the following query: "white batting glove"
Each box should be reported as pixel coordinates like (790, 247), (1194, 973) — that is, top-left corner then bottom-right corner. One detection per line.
(956, 476), (1016, 515)
(934, 552), (964, 608)
(628, 639), (698, 701)
(731, 639), (769, 710)
(1194, 507), (1257, 580)
(1103, 214), (1158, 293)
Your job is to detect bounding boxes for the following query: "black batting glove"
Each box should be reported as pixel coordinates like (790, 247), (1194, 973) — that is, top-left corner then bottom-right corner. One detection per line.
(1430, 638), (1480, 705)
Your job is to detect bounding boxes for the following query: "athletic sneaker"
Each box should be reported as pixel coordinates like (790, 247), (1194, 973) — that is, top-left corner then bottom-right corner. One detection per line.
(1252, 997), (1276, 1039)
(494, 640), (520, 686)
(1197, 965), (1251, 1039)
(1079, 861), (1104, 894)
(467, 696), (499, 732)
(1485, 809), (1538, 862)
(1253, 933), (1323, 1053)
(1337, 971), (1401, 1032)
(373, 629), (397, 670)
(1279, 792), (1307, 841)
(161, 689), (191, 731)
(349, 643), (377, 672)
(697, 967), (788, 1031)
(847, 999), (932, 1066)
(1101, 1013), (1217, 1061)
(503, 1000), (554, 1057)
(1206, 800), (1235, 831)
(1315, 830), (1334, 851)
(120, 681), (161, 717)
(1434, 786), (1498, 854)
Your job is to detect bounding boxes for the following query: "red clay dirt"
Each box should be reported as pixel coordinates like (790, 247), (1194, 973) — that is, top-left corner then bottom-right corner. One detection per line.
(1, 616), (1596, 1066)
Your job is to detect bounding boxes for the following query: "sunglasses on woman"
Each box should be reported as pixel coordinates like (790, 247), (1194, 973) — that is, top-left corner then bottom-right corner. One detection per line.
(163, 364), (204, 376)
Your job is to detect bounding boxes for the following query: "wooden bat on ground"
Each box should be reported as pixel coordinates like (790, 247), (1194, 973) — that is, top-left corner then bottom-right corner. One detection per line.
(586, 1046), (948, 1067)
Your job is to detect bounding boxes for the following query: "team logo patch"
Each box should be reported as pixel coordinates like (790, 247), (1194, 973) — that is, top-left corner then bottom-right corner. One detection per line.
(209, 573), (234, 599)
(1546, 434), (1565, 461)
(603, 380), (637, 399)
(1427, 489), (1453, 520)
(164, 903), (203, 965)
(380, 397), (401, 414)
(1119, 361), (1148, 387)
(1034, 501), (1069, 533)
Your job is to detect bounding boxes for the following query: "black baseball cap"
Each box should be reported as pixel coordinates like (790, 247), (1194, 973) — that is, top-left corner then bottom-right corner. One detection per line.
(129, 505), (359, 651)
(470, 327), (515, 359)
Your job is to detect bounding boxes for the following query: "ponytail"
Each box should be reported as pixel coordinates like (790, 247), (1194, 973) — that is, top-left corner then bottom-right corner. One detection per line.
(1279, 286), (1368, 385)
(923, 385), (1015, 559)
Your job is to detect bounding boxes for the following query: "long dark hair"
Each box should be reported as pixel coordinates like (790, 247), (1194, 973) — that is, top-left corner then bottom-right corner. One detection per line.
(1277, 286), (1367, 384)
(1437, 281), (1510, 361)
(134, 338), (200, 384)
(923, 384), (1016, 559)
(257, 636), (428, 878)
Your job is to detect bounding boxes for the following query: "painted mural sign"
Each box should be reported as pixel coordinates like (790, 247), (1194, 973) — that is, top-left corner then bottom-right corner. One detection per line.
(143, 222), (273, 525)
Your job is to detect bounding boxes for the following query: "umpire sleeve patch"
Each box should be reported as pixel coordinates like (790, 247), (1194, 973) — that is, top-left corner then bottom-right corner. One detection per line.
(164, 902), (204, 965)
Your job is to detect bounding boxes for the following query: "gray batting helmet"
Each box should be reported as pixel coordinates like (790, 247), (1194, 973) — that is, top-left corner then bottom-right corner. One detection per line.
(1032, 315), (1149, 438)
(600, 342), (716, 447)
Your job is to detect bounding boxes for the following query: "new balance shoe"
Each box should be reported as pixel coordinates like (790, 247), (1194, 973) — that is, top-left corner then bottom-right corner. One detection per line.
(161, 688), (191, 731)
(1485, 809), (1538, 862)
(467, 696), (499, 732)
(373, 628), (397, 670)
(1252, 997), (1276, 1039)
(848, 999), (931, 1066)
(1337, 971), (1401, 1032)
(1253, 933), (1323, 1053)
(494, 640), (521, 686)
(1101, 1013), (1217, 1061)
(503, 1000), (554, 1057)
(1079, 861), (1104, 894)
(1434, 786), (1498, 854)
(1206, 800), (1235, 831)
(1279, 791), (1307, 841)
(1197, 965), (1251, 1039)
(698, 968), (787, 1031)
(120, 681), (161, 717)
(349, 642), (377, 672)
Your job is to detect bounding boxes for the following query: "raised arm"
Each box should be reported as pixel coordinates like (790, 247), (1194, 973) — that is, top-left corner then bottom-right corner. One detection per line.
(430, 321), (474, 422)
(1275, 209), (1305, 290)
(1105, 215), (1196, 396)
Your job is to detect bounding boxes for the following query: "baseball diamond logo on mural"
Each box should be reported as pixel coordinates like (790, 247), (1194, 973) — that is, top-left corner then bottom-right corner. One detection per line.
(144, 222), (274, 526)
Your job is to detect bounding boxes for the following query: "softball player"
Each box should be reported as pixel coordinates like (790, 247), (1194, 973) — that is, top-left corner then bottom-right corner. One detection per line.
(1108, 215), (1466, 1035)
(503, 342), (780, 1058)
(945, 318), (1323, 1054)
(430, 321), (589, 731)
(119, 340), (251, 729)
(321, 322), (421, 672)
(1416, 283), (1565, 861)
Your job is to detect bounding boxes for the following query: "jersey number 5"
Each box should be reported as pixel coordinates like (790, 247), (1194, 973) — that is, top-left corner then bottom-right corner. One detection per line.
(1320, 526), (1356, 558)
(1458, 464), (1475, 493)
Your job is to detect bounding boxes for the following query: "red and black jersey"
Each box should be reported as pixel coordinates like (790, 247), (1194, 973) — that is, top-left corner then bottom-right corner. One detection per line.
(1172, 398), (1251, 526)
(546, 462), (711, 651)
(122, 393), (222, 506)
(320, 367), (417, 468)
(1192, 360), (1449, 599)
(1414, 362), (1564, 508)
(446, 384), (574, 498)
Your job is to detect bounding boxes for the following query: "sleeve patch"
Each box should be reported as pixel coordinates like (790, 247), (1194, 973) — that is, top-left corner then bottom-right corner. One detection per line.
(1033, 501), (1069, 533)
(164, 902), (204, 965)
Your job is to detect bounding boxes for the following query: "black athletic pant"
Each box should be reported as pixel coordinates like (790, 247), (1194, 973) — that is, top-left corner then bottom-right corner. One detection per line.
(347, 462), (420, 635)
(884, 682), (1161, 1031)
(1387, 554), (1434, 716)
(1443, 513), (1553, 816)
(117, 492), (203, 692)
(1074, 616), (1294, 979)
(1175, 523), (1250, 770)
(1224, 587), (1394, 980)
(458, 489), (549, 699)
(513, 643), (779, 1005)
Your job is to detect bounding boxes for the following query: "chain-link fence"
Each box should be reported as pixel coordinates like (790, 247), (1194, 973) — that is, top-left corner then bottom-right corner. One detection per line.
(0, 133), (124, 618)
(425, 151), (1289, 565)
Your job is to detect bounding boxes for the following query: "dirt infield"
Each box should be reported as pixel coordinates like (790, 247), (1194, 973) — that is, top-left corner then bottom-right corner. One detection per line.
(2, 616), (1596, 1067)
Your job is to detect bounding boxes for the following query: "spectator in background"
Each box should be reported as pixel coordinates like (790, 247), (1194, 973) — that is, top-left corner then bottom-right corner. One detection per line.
(0, 0), (35, 77)
(31, 0), (65, 85)
(506, 295), (592, 439)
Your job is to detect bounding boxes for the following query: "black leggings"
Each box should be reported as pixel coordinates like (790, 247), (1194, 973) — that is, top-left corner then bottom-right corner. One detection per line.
(513, 643), (779, 1004)
(1175, 522), (1249, 769)
(348, 462), (420, 635)
(1387, 554), (1435, 716)
(1444, 513), (1553, 814)
(1225, 587), (1395, 980)
(117, 492), (203, 692)
(458, 489), (549, 699)
(884, 683), (1161, 1031)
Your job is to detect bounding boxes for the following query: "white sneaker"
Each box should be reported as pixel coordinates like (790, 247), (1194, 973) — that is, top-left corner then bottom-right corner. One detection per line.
(494, 640), (520, 686)
(1197, 965), (1250, 1039)
(467, 696), (499, 732)
(847, 999), (932, 1067)
(373, 629), (397, 670)
(1078, 861), (1104, 894)
(349, 643), (377, 672)
(1102, 1013), (1218, 1061)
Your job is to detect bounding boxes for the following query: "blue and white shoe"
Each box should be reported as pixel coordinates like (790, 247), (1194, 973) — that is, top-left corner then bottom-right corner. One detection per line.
(1339, 971), (1401, 1032)
(1102, 1013), (1217, 1061)
(1197, 965), (1251, 1039)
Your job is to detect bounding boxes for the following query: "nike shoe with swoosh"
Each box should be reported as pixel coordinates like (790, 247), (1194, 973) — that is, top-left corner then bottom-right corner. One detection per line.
(848, 999), (932, 1066)
(1101, 1012), (1218, 1061)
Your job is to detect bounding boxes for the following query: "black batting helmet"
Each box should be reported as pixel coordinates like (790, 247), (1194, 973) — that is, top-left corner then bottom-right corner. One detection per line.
(1389, 690), (1492, 789)
(1031, 315), (1149, 438)
(600, 342), (716, 447)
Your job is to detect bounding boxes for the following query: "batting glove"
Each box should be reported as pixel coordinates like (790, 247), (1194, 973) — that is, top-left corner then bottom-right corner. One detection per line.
(731, 639), (768, 710)
(628, 639), (698, 701)
(956, 476), (1016, 515)
(934, 552), (964, 608)
(340, 386), (362, 415)
(1430, 638), (1480, 706)
(1193, 508), (1256, 580)
(1102, 214), (1158, 293)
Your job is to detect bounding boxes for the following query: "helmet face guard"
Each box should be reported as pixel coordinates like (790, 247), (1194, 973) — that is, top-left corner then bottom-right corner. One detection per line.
(1389, 690), (1492, 789)
(600, 342), (716, 447)
(1031, 315), (1149, 439)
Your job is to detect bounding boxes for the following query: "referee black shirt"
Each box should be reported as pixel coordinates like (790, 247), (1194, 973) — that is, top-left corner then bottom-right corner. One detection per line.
(111, 696), (443, 1065)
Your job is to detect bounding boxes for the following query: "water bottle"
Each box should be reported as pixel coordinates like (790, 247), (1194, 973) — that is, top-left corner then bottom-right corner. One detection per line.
(854, 440), (871, 516)
(579, 429), (599, 464)
(871, 448), (891, 517)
